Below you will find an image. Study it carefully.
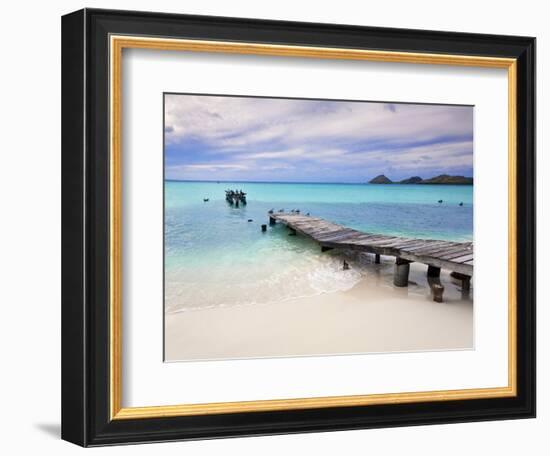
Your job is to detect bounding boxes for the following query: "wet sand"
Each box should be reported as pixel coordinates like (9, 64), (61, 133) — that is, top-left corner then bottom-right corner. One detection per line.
(165, 259), (473, 362)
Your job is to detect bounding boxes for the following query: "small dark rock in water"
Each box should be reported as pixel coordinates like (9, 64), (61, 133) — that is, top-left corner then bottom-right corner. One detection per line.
(203, 198), (209, 202)
(438, 199), (443, 203)
(247, 219), (253, 222)
(343, 260), (350, 270)
(268, 209), (274, 214)
(459, 202), (464, 206)
(306, 212), (310, 216)
(278, 208), (284, 212)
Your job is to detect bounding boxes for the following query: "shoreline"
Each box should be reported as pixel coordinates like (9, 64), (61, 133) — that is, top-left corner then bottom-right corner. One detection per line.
(165, 260), (473, 362)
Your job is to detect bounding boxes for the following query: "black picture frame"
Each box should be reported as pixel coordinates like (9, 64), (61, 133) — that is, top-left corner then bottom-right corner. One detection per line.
(62, 8), (536, 447)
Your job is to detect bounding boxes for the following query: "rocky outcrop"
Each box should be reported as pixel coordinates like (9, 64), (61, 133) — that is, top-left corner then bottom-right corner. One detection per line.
(399, 176), (423, 184)
(369, 174), (473, 185)
(419, 174), (473, 185)
(369, 174), (393, 184)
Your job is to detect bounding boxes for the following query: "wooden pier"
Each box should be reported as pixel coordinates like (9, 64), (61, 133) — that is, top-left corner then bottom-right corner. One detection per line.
(268, 213), (473, 302)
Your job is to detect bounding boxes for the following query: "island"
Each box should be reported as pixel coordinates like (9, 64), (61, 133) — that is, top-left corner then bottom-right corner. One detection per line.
(399, 176), (423, 184)
(369, 174), (473, 185)
(418, 174), (473, 185)
(369, 174), (393, 184)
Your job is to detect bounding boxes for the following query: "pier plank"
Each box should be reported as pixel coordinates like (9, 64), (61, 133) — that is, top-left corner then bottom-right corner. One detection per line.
(402, 241), (450, 254)
(425, 245), (469, 257)
(439, 249), (474, 260)
(450, 254), (475, 263)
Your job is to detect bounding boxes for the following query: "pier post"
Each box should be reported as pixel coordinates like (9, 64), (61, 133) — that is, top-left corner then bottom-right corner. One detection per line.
(427, 265), (441, 278)
(261, 224), (267, 232)
(427, 276), (445, 302)
(451, 272), (471, 292)
(393, 258), (411, 287)
(375, 254), (380, 264)
(433, 286), (444, 302)
(269, 216), (276, 226)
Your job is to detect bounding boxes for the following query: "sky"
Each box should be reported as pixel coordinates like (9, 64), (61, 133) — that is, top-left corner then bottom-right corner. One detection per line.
(164, 94), (473, 183)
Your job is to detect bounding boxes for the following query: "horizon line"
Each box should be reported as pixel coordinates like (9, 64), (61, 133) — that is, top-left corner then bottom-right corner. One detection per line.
(165, 178), (474, 185)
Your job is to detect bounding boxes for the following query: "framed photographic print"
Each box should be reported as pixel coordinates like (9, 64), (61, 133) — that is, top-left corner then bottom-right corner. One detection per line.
(61, 8), (536, 447)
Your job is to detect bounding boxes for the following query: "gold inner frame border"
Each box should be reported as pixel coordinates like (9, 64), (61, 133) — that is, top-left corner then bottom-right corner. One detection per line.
(109, 35), (517, 420)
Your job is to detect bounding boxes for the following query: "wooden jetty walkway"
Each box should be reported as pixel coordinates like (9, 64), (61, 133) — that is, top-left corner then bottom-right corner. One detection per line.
(267, 213), (473, 302)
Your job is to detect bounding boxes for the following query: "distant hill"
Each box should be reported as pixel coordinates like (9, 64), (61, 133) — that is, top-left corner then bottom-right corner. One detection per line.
(369, 174), (473, 185)
(369, 174), (393, 184)
(419, 174), (473, 185)
(399, 176), (423, 184)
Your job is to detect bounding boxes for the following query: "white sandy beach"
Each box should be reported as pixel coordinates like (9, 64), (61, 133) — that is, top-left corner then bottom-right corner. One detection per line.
(165, 258), (473, 361)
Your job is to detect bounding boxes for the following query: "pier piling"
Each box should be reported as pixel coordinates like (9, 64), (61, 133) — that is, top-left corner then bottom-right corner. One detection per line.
(427, 265), (441, 278)
(225, 189), (247, 206)
(393, 258), (411, 287)
(428, 276), (445, 302)
(451, 271), (472, 292)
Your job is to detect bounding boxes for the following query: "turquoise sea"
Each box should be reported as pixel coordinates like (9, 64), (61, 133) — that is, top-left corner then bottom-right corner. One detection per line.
(165, 181), (473, 313)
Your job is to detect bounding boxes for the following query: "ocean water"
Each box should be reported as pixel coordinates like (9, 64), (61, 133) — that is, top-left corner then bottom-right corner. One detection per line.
(165, 181), (473, 313)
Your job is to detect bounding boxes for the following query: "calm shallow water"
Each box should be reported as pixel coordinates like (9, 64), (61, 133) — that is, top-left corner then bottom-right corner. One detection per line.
(165, 181), (473, 313)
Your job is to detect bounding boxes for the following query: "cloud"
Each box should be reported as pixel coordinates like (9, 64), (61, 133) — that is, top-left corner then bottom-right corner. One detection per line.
(172, 163), (249, 171)
(164, 94), (473, 182)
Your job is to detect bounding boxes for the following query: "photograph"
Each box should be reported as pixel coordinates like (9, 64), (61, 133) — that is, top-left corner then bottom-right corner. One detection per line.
(163, 93), (475, 361)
